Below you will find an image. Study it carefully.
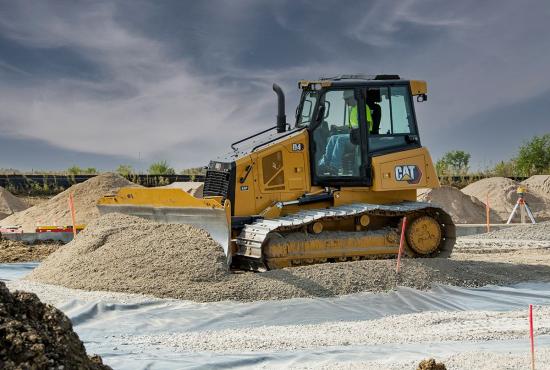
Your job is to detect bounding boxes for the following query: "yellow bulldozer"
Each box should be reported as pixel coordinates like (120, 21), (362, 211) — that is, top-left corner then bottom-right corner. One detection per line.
(98, 74), (455, 271)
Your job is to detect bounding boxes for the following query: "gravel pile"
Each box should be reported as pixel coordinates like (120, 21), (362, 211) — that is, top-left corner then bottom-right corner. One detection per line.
(0, 173), (139, 231)
(418, 186), (502, 223)
(0, 186), (28, 221)
(462, 177), (550, 222)
(0, 281), (111, 369)
(27, 213), (229, 297)
(0, 239), (61, 263)
(469, 221), (550, 241)
(25, 214), (550, 302)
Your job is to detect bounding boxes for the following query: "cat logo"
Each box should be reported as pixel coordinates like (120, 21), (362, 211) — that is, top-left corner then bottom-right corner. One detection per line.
(394, 165), (422, 184)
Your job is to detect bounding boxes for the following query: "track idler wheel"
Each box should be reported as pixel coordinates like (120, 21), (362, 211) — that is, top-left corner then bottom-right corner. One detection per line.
(405, 215), (442, 256)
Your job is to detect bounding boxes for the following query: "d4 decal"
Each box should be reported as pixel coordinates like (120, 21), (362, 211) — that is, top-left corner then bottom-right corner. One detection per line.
(292, 143), (304, 152)
(394, 165), (422, 184)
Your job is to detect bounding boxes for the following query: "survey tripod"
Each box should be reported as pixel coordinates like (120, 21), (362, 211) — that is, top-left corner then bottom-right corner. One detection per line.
(506, 186), (536, 224)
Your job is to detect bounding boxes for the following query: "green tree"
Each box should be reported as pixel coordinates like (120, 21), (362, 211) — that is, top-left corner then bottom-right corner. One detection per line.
(116, 164), (134, 177)
(67, 166), (82, 175)
(435, 150), (471, 176)
(515, 134), (550, 176)
(148, 160), (175, 175)
(491, 160), (517, 177)
(84, 167), (98, 174)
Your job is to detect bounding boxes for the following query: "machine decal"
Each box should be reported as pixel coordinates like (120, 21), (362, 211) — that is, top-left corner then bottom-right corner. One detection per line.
(394, 165), (422, 184)
(292, 143), (304, 152)
(240, 185), (249, 191)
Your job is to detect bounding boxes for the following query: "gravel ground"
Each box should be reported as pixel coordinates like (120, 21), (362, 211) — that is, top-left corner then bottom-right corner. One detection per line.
(113, 305), (550, 352)
(291, 349), (550, 370)
(469, 221), (550, 241)
(24, 214), (550, 302)
(6, 280), (160, 307)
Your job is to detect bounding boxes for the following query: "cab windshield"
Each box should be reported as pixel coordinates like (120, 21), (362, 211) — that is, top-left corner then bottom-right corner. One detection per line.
(296, 90), (319, 127)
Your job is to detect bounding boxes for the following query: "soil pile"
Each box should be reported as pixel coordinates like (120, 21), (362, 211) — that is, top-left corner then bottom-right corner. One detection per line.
(418, 186), (502, 223)
(0, 239), (61, 263)
(521, 175), (550, 197)
(0, 173), (139, 231)
(0, 281), (111, 369)
(417, 358), (446, 370)
(0, 187), (28, 221)
(462, 177), (550, 222)
(27, 213), (229, 296)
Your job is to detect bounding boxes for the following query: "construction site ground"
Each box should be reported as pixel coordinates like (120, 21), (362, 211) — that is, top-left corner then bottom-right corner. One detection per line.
(3, 229), (550, 370)
(2, 174), (549, 369)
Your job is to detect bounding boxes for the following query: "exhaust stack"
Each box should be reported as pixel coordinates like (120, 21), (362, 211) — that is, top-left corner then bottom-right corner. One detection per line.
(272, 83), (287, 133)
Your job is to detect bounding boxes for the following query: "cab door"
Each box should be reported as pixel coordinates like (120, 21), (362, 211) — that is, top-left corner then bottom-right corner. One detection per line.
(308, 88), (372, 187)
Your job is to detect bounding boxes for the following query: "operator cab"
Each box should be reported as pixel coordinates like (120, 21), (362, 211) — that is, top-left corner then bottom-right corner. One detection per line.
(296, 74), (425, 187)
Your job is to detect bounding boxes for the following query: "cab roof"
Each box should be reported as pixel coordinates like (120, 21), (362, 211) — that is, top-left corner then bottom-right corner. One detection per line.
(298, 74), (407, 89)
(298, 74), (427, 96)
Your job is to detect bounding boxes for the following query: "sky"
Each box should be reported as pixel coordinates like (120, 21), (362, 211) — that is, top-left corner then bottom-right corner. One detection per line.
(0, 0), (549, 172)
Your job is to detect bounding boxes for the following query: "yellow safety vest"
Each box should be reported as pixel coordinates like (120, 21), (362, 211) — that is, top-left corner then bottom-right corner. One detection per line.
(349, 105), (373, 131)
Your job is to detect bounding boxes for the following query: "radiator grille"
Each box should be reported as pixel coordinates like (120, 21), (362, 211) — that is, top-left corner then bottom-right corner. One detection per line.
(203, 169), (231, 200)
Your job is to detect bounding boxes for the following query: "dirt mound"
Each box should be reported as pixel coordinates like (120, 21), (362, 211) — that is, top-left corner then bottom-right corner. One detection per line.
(0, 281), (110, 369)
(0, 187), (28, 221)
(418, 186), (502, 223)
(462, 177), (550, 222)
(521, 175), (550, 197)
(0, 173), (139, 231)
(0, 239), (61, 263)
(27, 213), (229, 296)
(417, 358), (446, 370)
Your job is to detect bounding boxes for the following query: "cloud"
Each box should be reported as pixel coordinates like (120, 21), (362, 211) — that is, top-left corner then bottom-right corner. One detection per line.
(0, 1), (282, 167)
(0, 0), (548, 170)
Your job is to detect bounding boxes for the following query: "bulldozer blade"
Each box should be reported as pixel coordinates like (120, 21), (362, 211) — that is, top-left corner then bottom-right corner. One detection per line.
(97, 188), (231, 265)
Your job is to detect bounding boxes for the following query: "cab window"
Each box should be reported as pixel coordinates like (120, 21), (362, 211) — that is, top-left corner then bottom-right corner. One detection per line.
(368, 85), (418, 152)
(311, 89), (362, 178)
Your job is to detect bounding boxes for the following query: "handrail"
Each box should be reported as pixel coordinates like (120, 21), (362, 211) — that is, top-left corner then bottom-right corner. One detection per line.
(230, 125), (278, 152)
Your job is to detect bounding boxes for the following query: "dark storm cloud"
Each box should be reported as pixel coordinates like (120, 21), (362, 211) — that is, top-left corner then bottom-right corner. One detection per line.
(0, 0), (548, 170)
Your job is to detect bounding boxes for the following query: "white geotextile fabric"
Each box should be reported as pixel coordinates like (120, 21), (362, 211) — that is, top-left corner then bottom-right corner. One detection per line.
(1, 263), (549, 369)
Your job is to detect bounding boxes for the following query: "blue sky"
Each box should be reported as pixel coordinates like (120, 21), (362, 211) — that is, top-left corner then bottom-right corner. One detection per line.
(0, 0), (549, 172)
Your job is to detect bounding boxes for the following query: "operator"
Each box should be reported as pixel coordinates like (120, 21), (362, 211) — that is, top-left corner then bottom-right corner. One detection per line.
(344, 90), (373, 132)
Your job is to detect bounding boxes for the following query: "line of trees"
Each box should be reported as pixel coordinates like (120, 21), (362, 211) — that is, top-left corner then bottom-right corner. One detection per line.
(436, 134), (550, 177)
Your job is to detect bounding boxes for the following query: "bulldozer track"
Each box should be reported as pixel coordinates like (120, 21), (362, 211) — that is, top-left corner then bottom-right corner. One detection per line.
(234, 202), (456, 271)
